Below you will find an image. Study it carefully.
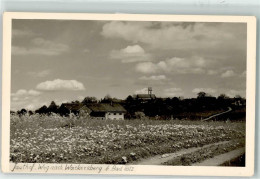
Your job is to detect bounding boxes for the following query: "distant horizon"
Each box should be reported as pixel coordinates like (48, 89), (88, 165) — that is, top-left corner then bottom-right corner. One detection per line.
(11, 20), (246, 110)
(11, 90), (246, 111)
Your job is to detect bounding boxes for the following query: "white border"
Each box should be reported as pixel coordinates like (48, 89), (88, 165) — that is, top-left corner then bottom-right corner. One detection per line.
(1, 12), (257, 176)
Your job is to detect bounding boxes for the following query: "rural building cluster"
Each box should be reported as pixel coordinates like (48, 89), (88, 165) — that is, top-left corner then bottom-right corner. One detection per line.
(13, 87), (246, 121)
(55, 87), (156, 120)
(60, 103), (127, 120)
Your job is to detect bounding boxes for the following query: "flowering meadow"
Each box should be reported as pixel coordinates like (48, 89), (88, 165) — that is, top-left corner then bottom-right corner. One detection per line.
(10, 114), (245, 164)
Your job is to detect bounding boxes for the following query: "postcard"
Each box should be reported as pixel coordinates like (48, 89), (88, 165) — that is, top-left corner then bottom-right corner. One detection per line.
(1, 12), (256, 176)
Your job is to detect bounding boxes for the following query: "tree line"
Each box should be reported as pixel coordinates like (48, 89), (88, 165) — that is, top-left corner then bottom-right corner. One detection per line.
(12, 92), (245, 119)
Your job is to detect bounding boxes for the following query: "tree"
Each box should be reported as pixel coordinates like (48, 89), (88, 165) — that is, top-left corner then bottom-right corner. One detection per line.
(57, 104), (70, 116)
(72, 100), (80, 104)
(104, 94), (112, 100)
(47, 101), (59, 113)
(82, 96), (97, 104)
(218, 94), (229, 100)
(17, 108), (27, 115)
(126, 95), (133, 101)
(101, 94), (112, 103)
(28, 110), (34, 115)
(35, 105), (48, 114)
(126, 95), (133, 100)
(197, 92), (207, 98)
(172, 97), (180, 102)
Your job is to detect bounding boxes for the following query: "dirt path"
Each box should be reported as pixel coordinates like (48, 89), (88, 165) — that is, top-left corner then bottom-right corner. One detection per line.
(202, 107), (232, 121)
(192, 147), (245, 166)
(131, 141), (230, 165)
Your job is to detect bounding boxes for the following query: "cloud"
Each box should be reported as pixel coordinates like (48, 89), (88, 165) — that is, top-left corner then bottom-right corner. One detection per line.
(136, 56), (209, 74)
(25, 104), (36, 110)
(11, 89), (41, 105)
(52, 99), (69, 106)
(12, 37), (69, 56)
(77, 96), (85, 101)
(164, 88), (183, 97)
(136, 62), (159, 74)
(28, 90), (42, 96)
(122, 45), (145, 53)
(36, 79), (85, 91)
(11, 89), (41, 97)
(135, 88), (148, 94)
(27, 70), (51, 77)
(110, 45), (152, 63)
(11, 97), (50, 111)
(221, 70), (235, 78)
(192, 88), (217, 94)
(101, 21), (244, 50)
(139, 75), (166, 81)
(226, 89), (245, 98)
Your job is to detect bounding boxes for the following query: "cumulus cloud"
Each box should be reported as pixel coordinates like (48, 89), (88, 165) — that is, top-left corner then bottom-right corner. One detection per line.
(11, 97), (51, 111)
(122, 45), (144, 53)
(12, 37), (69, 56)
(110, 45), (152, 63)
(221, 70), (236, 78)
(192, 88), (217, 94)
(164, 88), (183, 97)
(25, 104), (36, 110)
(28, 90), (42, 96)
(135, 88), (148, 94)
(139, 75), (166, 81)
(36, 79), (85, 91)
(226, 89), (245, 98)
(136, 62), (159, 74)
(11, 89), (41, 97)
(101, 21), (244, 50)
(11, 89), (41, 105)
(136, 56), (209, 74)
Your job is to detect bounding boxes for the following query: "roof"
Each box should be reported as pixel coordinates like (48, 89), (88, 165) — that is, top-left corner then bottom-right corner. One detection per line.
(86, 103), (127, 113)
(136, 94), (156, 99)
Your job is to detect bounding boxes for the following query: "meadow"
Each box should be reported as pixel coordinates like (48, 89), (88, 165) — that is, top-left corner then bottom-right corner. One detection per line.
(10, 114), (245, 165)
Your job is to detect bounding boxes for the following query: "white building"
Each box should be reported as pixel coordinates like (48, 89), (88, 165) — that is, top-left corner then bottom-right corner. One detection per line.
(86, 103), (127, 120)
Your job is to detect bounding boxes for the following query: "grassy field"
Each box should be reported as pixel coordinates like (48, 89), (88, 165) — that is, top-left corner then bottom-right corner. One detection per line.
(10, 114), (245, 165)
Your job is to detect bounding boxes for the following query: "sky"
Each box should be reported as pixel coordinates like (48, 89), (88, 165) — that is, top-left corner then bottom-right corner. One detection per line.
(11, 19), (247, 110)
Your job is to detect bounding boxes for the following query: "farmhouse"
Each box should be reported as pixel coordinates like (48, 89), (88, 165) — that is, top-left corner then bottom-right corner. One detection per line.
(60, 102), (127, 119)
(86, 103), (127, 120)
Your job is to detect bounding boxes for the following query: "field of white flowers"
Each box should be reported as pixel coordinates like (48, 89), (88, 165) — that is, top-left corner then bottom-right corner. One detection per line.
(10, 114), (245, 164)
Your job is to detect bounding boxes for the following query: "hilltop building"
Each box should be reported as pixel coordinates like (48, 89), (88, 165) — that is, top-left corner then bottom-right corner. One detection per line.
(135, 87), (156, 100)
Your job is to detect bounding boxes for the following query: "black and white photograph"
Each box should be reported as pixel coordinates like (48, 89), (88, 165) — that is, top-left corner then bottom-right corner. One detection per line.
(1, 13), (256, 176)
